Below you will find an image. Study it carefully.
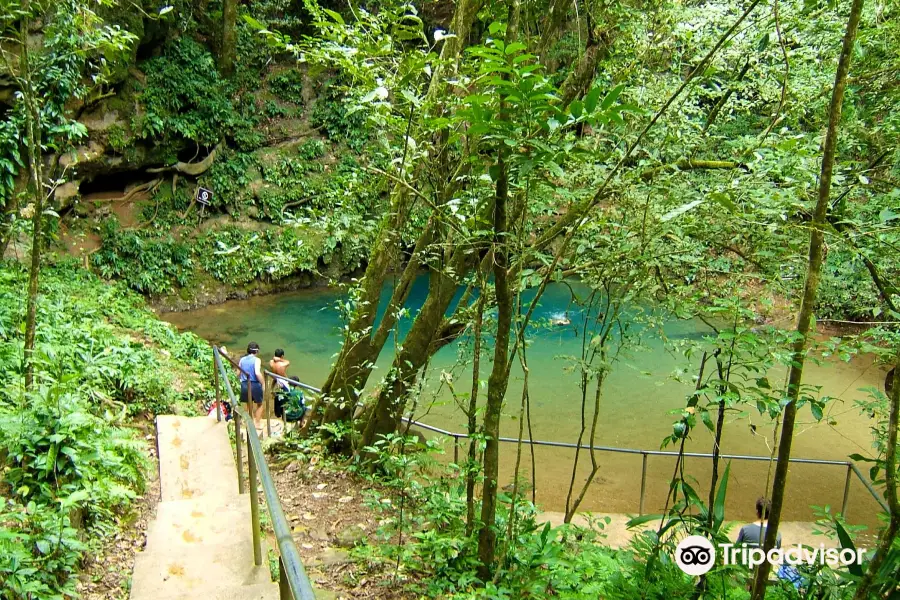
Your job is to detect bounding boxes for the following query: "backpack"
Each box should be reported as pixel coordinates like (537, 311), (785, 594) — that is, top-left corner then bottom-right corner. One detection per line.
(284, 388), (306, 422)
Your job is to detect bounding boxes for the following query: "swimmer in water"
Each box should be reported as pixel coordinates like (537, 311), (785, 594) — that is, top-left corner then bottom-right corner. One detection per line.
(550, 314), (571, 326)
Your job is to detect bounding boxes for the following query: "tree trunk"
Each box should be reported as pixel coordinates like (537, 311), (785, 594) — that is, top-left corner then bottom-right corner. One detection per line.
(750, 0), (865, 595)
(465, 290), (485, 537)
(21, 8), (44, 391)
(558, 32), (610, 107)
(220, 0), (238, 75)
(477, 148), (512, 580)
(707, 352), (727, 529)
(312, 0), (483, 437)
(851, 364), (900, 600)
(427, 0), (484, 98)
(536, 0), (571, 63)
(301, 202), (429, 437)
(357, 262), (462, 450)
(477, 3), (519, 568)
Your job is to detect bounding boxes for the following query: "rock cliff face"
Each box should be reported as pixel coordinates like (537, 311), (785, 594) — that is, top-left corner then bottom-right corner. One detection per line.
(10, 3), (384, 306)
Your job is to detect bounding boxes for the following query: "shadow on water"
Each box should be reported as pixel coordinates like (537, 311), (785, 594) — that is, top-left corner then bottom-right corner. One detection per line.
(164, 276), (888, 530)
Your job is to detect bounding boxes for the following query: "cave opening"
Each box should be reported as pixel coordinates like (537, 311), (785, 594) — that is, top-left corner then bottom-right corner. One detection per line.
(79, 170), (157, 200)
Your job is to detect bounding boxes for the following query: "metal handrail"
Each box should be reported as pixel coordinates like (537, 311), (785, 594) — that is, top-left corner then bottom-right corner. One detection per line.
(265, 371), (890, 518)
(213, 347), (316, 600)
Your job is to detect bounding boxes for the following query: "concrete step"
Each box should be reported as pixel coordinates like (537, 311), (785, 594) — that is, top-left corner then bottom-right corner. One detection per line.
(130, 539), (272, 599)
(145, 496), (255, 549)
(134, 582), (280, 600)
(156, 415), (239, 502)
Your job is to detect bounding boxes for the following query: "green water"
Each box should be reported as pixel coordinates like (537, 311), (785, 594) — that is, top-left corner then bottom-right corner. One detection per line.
(164, 277), (886, 529)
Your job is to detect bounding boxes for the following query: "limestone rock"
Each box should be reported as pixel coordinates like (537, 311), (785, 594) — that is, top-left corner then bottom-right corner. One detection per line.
(335, 524), (366, 548)
(54, 180), (81, 211)
(308, 547), (351, 568)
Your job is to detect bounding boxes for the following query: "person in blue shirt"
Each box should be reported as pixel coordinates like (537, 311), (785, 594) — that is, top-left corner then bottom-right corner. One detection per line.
(239, 342), (265, 432)
(736, 497), (782, 548)
(737, 498), (804, 591)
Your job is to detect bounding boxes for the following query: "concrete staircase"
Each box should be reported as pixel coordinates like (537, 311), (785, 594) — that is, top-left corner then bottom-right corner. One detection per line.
(130, 416), (279, 600)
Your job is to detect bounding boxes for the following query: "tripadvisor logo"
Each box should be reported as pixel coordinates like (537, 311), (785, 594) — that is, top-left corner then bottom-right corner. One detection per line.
(675, 536), (716, 576)
(674, 535), (867, 576)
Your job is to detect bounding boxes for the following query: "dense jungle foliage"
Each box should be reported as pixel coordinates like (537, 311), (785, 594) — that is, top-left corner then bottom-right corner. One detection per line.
(0, 260), (211, 597)
(1, 0), (899, 598)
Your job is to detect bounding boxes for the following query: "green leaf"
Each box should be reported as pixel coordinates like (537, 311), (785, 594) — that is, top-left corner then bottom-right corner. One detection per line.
(584, 86), (604, 113)
(811, 402), (823, 421)
(709, 191), (737, 213)
(323, 9), (345, 24)
(879, 208), (899, 223)
(504, 42), (526, 55)
(713, 462), (730, 529)
(569, 100), (583, 119)
(834, 520), (863, 577)
(600, 84), (626, 111)
(661, 199), (704, 222)
(626, 514), (663, 527)
(700, 410), (714, 432)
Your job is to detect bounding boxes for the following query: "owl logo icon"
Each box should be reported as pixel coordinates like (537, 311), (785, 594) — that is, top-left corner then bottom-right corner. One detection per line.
(675, 535), (716, 576)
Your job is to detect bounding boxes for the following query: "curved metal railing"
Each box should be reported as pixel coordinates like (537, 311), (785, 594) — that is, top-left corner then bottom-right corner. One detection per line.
(212, 346), (316, 600)
(252, 368), (889, 519)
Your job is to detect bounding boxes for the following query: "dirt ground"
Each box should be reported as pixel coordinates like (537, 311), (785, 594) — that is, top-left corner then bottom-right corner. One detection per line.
(268, 453), (418, 600)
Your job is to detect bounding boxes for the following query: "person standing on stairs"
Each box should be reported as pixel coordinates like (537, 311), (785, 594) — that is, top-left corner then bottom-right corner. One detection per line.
(239, 342), (265, 434)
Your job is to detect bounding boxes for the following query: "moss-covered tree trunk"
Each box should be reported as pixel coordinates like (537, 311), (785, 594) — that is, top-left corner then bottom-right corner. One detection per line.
(301, 210), (432, 437)
(309, 0), (483, 438)
(358, 259), (464, 450)
(750, 0), (865, 595)
(220, 0), (237, 75)
(852, 364), (900, 600)
(477, 150), (512, 580)
(536, 0), (570, 63)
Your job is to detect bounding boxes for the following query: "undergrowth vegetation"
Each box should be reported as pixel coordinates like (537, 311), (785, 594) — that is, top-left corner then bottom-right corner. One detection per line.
(0, 260), (211, 598)
(273, 432), (854, 600)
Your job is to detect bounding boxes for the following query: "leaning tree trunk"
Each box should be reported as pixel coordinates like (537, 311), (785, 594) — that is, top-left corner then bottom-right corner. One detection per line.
(751, 0), (865, 595)
(310, 0), (483, 436)
(302, 210), (433, 436)
(536, 0), (571, 64)
(357, 262), (462, 450)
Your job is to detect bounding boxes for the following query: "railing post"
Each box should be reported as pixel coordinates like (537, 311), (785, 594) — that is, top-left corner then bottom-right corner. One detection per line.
(639, 452), (648, 516)
(841, 462), (852, 518)
(279, 557), (291, 600)
(248, 436), (263, 566)
(453, 435), (459, 464)
(235, 411), (246, 494)
(265, 374), (272, 439)
(213, 348), (222, 423)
